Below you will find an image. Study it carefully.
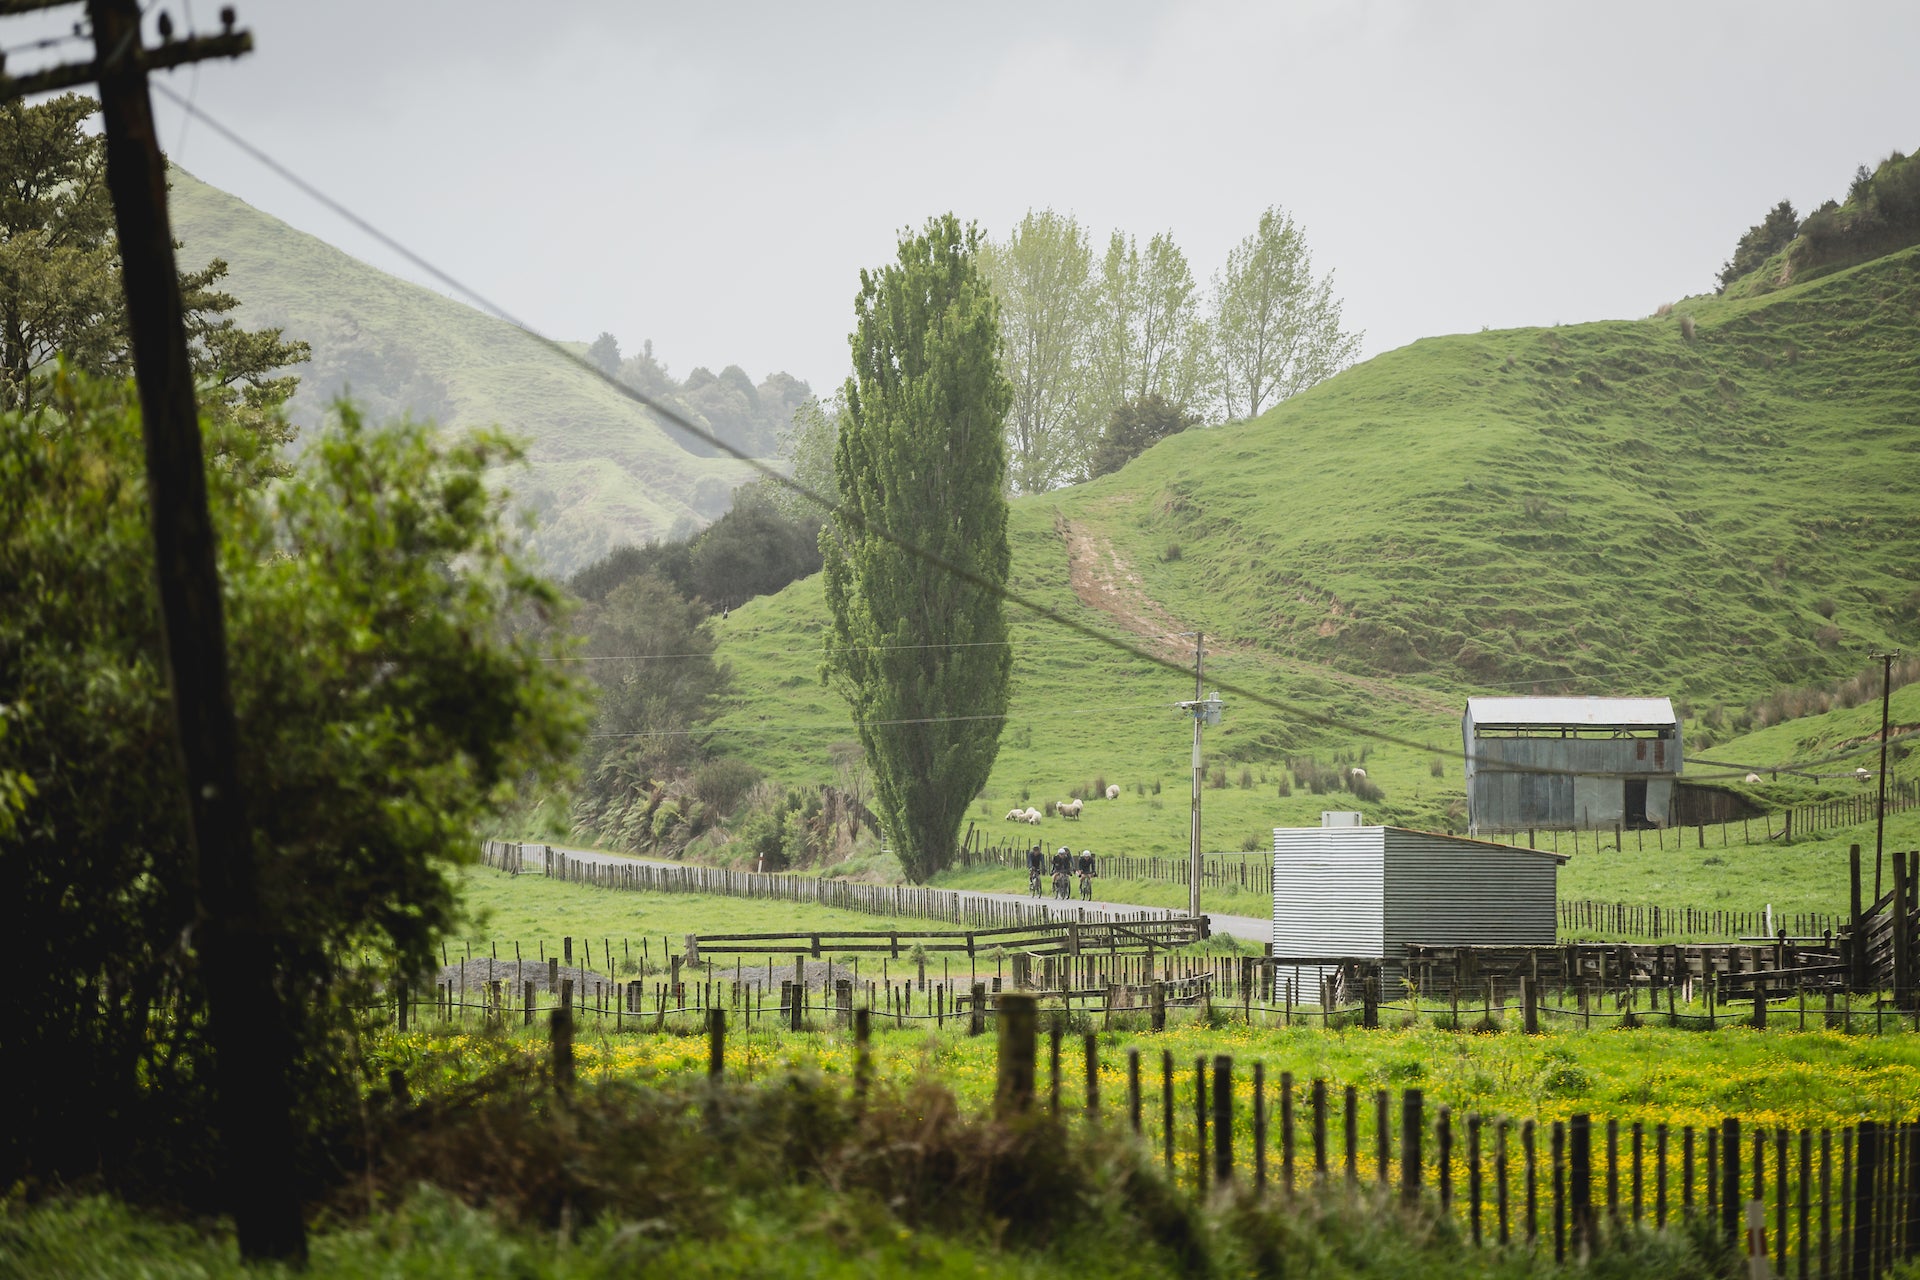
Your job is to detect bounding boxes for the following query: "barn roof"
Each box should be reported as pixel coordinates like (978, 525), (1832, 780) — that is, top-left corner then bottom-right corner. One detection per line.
(1465, 695), (1677, 730)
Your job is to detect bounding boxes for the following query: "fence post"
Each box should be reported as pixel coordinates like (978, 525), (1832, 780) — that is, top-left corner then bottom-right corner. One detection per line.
(1212, 1055), (1233, 1185)
(1570, 1112), (1592, 1257)
(1084, 1033), (1100, 1118)
(1401, 1088), (1424, 1206)
(1151, 979), (1166, 1032)
(970, 982), (987, 1036)
(853, 1008), (871, 1105)
(1723, 1117), (1742, 1256)
(549, 1008), (574, 1094)
(1851, 1121), (1876, 1280)
(1522, 975), (1539, 1034)
(994, 993), (1037, 1117)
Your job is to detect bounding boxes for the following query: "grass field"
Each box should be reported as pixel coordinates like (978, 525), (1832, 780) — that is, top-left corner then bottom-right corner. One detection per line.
(691, 245), (1920, 886)
(452, 864), (1006, 962)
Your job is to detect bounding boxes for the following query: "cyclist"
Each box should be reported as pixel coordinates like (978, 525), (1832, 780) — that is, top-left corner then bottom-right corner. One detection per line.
(1026, 843), (1045, 897)
(1051, 845), (1072, 899)
(1077, 848), (1095, 900)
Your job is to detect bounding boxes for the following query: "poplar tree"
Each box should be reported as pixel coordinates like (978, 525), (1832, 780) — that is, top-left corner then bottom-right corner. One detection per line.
(822, 214), (1012, 883)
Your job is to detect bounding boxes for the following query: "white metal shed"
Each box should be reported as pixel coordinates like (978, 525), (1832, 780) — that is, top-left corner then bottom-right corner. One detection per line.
(1271, 825), (1564, 986)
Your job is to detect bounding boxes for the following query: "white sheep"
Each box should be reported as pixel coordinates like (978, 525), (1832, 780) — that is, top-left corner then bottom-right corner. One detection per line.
(1856, 767), (1873, 782)
(1105, 784), (1121, 801)
(1350, 767), (1368, 780)
(1024, 808), (1043, 825)
(1744, 773), (1763, 784)
(1005, 808), (1025, 822)
(1058, 798), (1084, 818)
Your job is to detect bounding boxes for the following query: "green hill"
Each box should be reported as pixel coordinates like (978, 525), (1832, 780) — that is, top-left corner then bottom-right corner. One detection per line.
(166, 167), (766, 573)
(698, 243), (1920, 858)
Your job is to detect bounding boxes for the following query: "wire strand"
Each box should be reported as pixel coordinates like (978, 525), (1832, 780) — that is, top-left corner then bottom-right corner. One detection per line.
(152, 84), (1913, 789)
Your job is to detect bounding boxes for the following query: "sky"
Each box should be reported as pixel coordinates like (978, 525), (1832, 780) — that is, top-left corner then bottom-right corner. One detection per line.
(12, 1), (1920, 396)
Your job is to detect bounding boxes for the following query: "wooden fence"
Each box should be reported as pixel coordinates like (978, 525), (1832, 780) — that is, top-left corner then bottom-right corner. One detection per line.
(483, 841), (1188, 932)
(473, 989), (1920, 1275)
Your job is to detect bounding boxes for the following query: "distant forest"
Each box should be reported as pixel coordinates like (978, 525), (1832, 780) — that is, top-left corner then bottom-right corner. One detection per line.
(585, 332), (809, 461)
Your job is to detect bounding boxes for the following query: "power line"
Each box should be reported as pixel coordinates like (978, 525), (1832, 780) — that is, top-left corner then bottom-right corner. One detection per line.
(154, 86), (1903, 789)
(544, 638), (1015, 662)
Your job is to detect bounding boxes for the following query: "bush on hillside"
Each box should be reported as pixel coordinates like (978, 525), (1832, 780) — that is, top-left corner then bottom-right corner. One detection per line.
(1717, 199), (1799, 292)
(1089, 393), (1201, 478)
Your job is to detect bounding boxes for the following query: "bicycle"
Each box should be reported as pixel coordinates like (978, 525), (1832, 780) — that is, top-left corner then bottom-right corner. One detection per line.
(1029, 867), (1042, 897)
(1078, 870), (1092, 900)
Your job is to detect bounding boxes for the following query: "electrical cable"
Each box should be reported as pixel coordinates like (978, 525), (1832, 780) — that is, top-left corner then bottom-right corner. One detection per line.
(151, 85), (1908, 790)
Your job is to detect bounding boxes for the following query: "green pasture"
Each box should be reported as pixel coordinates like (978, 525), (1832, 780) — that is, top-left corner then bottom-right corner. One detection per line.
(452, 865), (987, 964)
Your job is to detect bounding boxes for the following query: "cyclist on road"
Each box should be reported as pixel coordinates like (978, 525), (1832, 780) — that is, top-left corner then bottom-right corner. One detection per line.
(1026, 844), (1045, 897)
(1077, 848), (1096, 900)
(1051, 846), (1072, 899)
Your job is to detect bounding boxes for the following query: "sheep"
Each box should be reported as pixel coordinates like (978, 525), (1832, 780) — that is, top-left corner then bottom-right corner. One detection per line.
(1350, 767), (1368, 780)
(1058, 798), (1084, 818)
(1005, 808), (1025, 822)
(1024, 808), (1043, 825)
(1856, 767), (1873, 782)
(1744, 773), (1763, 785)
(1105, 784), (1121, 801)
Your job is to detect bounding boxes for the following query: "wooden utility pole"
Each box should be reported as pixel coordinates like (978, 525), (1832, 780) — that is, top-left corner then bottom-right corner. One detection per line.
(0, 3), (305, 1262)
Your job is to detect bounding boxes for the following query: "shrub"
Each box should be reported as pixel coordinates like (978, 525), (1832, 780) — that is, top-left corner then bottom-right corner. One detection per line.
(1237, 766), (1254, 789)
(1815, 623), (1843, 650)
(1679, 314), (1696, 342)
(1430, 757), (1446, 778)
(1163, 543), (1182, 562)
(692, 757), (762, 816)
(1092, 774), (1108, 797)
(1815, 597), (1838, 619)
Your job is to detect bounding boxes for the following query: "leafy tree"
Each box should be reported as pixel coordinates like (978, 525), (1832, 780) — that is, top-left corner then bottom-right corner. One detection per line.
(688, 487), (821, 610)
(822, 214), (1013, 883)
(766, 393), (841, 519)
(1090, 230), (1208, 424)
(0, 96), (308, 452)
(1210, 206), (1361, 420)
(587, 331), (622, 376)
(1716, 199), (1799, 292)
(1089, 392), (1201, 477)
(980, 209), (1096, 492)
(0, 372), (584, 1194)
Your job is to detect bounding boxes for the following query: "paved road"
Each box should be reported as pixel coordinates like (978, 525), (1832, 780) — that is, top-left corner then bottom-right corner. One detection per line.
(533, 843), (1272, 944)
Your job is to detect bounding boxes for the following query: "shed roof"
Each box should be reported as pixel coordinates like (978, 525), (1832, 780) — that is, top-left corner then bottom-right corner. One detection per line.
(1276, 824), (1569, 865)
(1466, 695), (1676, 730)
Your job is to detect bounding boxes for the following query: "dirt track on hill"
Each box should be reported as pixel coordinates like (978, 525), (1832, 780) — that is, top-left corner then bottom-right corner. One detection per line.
(1051, 515), (1455, 719)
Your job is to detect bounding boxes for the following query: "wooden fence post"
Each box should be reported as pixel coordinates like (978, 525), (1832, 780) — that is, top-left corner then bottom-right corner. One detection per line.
(1522, 975), (1539, 1034)
(1401, 1088), (1424, 1206)
(1851, 1121), (1876, 1280)
(1212, 1055), (1233, 1185)
(970, 982), (987, 1036)
(994, 993), (1037, 1117)
(1723, 1117), (1742, 1255)
(1084, 1033), (1100, 1118)
(1570, 1112), (1592, 1257)
(549, 1008), (574, 1094)
(853, 1008), (872, 1104)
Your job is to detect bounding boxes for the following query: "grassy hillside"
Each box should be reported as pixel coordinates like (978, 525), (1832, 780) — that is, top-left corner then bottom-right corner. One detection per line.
(698, 244), (1920, 868)
(167, 167), (762, 573)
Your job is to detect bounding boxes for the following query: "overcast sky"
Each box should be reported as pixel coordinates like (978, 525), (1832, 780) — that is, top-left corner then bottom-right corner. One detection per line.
(17, 1), (1920, 396)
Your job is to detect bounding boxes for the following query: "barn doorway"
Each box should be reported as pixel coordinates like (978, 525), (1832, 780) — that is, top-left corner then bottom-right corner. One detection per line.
(1624, 779), (1649, 829)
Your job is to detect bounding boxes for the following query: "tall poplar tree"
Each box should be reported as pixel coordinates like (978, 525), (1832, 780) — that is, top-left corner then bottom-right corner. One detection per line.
(822, 215), (1012, 884)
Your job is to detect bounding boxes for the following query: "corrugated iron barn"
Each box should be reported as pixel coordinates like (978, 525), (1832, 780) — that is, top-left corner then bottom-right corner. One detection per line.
(1271, 824), (1563, 984)
(1462, 696), (1682, 834)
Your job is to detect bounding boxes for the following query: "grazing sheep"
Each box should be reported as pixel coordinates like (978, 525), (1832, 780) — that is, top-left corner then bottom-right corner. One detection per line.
(1105, 784), (1121, 801)
(1058, 798), (1084, 818)
(1005, 808), (1025, 822)
(1856, 767), (1873, 782)
(1745, 773), (1763, 784)
(1350, 767), (1368, 780)
(1025, 809), (1043, 825)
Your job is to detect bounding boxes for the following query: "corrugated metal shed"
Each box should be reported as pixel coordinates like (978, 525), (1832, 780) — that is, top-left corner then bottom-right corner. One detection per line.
(1463, 696), (1683, 833)
(1466, 696), (1676, 728)
(1272, 826), (1562, 988)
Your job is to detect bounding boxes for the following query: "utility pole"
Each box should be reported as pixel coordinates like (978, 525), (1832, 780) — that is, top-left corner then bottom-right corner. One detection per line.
(1176, 634), (1223, 921)
(1, 4), (304, 1263)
